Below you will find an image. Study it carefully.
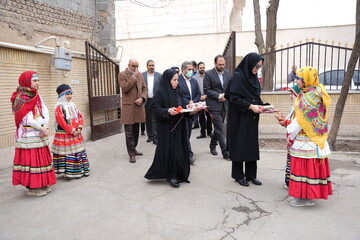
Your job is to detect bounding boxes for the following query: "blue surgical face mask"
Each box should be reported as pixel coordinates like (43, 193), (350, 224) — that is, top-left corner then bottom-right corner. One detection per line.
(185, 70), (193, 78)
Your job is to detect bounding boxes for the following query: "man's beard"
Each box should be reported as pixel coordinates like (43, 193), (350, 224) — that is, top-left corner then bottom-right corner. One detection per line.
(199, 70), (205, 75)
(216, 67), (223, 73)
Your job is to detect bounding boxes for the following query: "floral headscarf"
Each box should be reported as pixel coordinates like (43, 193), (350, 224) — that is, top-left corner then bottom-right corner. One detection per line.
(294, 66), (332, 149)
(10, 71), (42, 129)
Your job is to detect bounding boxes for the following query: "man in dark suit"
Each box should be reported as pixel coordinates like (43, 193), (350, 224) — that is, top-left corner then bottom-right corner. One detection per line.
(178, 61), (201, 164)
(142, 60), (162, 145)
(203, 55), (230, 159)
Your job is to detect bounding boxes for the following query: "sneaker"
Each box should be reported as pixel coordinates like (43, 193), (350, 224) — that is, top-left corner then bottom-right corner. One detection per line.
(289, 198), (305, 207)
(26, 188), (47, 197)
(284, 184), (288, 190)
(289, 198), (315, 207)
(42, 186), (52, 193)
(303, 199), (316, 206)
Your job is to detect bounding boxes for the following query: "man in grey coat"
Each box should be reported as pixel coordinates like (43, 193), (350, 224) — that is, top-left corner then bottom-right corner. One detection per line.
(142, 60), (162, 145)
(203, 55), (230, 159)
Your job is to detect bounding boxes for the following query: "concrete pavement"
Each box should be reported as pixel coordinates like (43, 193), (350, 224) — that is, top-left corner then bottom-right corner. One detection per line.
(0, 132), (360, 240)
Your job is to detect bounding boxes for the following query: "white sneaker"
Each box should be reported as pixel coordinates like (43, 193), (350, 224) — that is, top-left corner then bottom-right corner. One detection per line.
(290, 198), (315, 207)
(42, 186), (52, 193)
(289, 198), (305, 207)
(284, 184), (288, 190)
(303, 199), (316, 206)
(26, 188), (47, 197)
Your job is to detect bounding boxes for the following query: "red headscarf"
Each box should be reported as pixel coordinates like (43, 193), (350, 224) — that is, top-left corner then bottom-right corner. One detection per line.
(10, 71), (42, 129)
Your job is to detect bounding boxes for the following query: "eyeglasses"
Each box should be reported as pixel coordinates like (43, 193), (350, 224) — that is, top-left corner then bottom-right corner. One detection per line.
(255, 64), (262, 69)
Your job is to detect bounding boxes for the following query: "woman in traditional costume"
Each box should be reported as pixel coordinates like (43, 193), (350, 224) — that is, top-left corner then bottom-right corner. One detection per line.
(51, 84), (90, 179)
(225, 53), (264, 187)
(287, 66), (332, 207)
(145, 69), (192, 188)
(275, 85), (301, 189)
(11, 71), (56, 197)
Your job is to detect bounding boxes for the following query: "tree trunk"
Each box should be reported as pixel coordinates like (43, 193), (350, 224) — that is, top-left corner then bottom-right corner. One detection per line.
(328, 0), (360, 149)
(261, 0), (280, 91)
(253, 0), (265, 52)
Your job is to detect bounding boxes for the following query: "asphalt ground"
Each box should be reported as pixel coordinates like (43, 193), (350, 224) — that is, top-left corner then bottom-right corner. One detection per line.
(1, 132), (360, 240)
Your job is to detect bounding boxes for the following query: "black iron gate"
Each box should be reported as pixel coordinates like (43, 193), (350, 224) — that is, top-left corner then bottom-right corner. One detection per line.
(261, 41), (360, 91)
(85, 41), (121, 141)
(223, 31), (236, 75)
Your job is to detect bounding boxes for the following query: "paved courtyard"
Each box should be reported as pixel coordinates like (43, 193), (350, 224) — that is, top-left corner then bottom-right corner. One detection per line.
(0, 132), (360, 240)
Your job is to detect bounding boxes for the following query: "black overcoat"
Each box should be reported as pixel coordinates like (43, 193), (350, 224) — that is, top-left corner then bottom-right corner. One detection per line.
(144, 93), (190, 181)
(226, 79), (263, 162)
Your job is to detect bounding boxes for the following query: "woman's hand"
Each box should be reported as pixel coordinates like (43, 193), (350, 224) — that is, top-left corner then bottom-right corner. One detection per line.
(286, 136), (294, 148)
(168, 107), (179, 116)
(71, 128), (79, 136)
(275, 112), (286, 126)
(39, 127), (49, 138)
(249, 104), (263, 113)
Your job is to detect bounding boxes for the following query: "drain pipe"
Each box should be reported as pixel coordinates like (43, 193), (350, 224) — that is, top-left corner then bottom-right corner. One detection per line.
(0, 41), (54, 54)
(34, 36), (60, 47)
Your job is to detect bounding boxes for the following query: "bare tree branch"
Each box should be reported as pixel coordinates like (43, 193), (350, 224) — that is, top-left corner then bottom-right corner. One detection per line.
(253, 0), (265, 52)
(328, 0), (360, 149)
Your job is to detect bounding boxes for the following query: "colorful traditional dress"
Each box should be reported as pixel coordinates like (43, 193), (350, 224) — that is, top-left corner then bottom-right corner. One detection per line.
(51, 85), (90, 179)
(11, 71), (56, 189)
(278, 85), (300, 187)
(287, 66), (332, 200)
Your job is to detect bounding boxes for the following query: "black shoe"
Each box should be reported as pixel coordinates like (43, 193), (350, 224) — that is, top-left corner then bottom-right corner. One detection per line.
(146, 137), (153, 143)
(208, 132), (213, 138)
(170, 178), (180, 188)
(189, 156), (194, 165)
(153, 139), (158, 145)
(222, 151), (230, 160)
(210, 148), (218, 156)
(196, 134), (206, 139)
(247, 178), (262, 185)
(238, 179), (249, 187)
(141, 131), (145, 136)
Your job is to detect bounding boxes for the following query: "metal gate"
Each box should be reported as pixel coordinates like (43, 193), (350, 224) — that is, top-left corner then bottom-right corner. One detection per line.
(223, 31), (236, 75)
(85, 41), (121, 141)
(261, 41), (360, 91)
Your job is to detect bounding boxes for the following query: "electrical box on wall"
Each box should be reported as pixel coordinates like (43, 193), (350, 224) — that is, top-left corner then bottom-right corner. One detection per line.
(54, 47), (72, 71)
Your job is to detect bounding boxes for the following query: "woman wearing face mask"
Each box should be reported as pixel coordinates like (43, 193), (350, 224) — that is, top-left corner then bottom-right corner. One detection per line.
(11, 71), (56, 197)
(225, 53), (265, 187)
(51, 84), (90, 180)
(287, 66), (332, 207)
(145, 69), (198, 188)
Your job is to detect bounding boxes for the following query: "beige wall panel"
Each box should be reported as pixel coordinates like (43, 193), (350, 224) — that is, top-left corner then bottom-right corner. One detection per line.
(0, 47), (89, 148)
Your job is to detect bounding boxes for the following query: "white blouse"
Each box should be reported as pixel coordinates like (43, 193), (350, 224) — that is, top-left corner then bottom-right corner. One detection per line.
(16, 96), (50, 149)
(287, 118), (331, 159)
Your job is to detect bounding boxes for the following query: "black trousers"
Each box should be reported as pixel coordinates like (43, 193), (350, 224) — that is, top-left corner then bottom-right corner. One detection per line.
(209, 110), (227, 154)
(231, 161), (257, 180)
(124, 123), (139, 157)
(198, 109), (212, 135)
(145, 98), (157, 139)
(140, 122), (145, 133)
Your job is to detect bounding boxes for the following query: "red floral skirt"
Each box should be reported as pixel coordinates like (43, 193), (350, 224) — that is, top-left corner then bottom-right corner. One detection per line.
(289, 156), (332, 200)
(13, 147), (57, 188)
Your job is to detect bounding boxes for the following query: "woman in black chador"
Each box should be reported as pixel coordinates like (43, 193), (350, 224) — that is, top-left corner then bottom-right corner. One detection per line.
(225, 53), (265, 187)
(145, 69), (192, 188)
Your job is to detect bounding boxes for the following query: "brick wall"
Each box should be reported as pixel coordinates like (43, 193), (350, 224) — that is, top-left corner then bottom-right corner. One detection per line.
(0, 0), (95, 39)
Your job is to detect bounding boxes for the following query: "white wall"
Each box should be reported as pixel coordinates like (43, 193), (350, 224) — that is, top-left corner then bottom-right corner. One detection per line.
(116, 24), (356, 74)
(116, 32), (231, 73)
(115, 0), (234, 39)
